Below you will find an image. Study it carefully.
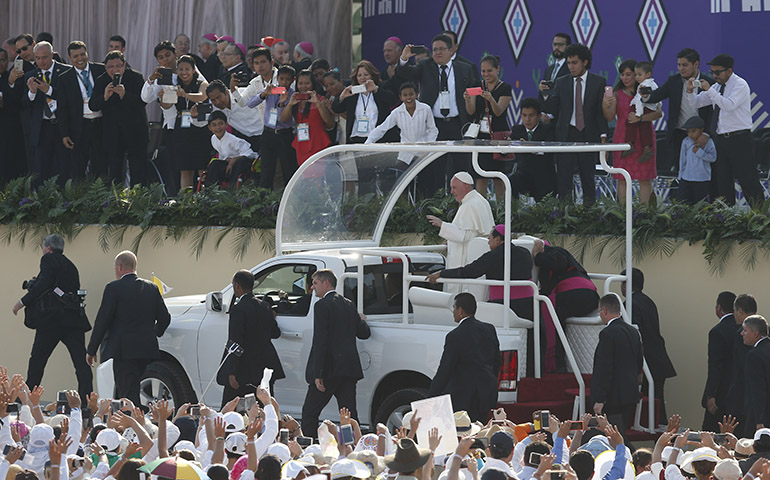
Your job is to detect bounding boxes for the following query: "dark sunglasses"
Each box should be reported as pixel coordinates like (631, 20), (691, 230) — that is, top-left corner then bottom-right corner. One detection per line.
(709, 68), (727, 76)
(16, 45), (30, 54)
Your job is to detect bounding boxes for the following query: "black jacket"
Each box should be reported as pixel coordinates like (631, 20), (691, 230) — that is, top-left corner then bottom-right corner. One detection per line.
(703, 313), (738, 408)
(21, 251), (90, 331)
(745, 337), (770, 429)
(21, 61), (71, 146)
(201, 54), (222, 83)
(220, 62), (252, 87)
(543, 72), (609, 142)
(510, 122), (557, 201)
(534, 245), (590, 296)
(538, 61), (570, 103)
(428, 317), (501, 413)
(89, 68), (149, 147)
(440, 243), (533, 284)
(590, 318), (644, 410)
(630, 291), (676, 381)
(305, 292), (371, 383)
(728, 325), (751, 416)
(57, 62), (106, 143)
(223, 293), (285, 384)
(87, 273), (170, 361)
(396, 57), (479, 124)
(646, 71), (715, 135)
(331, 87), (397, 142)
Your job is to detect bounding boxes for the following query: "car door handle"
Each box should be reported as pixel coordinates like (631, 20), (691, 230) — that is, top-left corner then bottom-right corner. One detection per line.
(281, 331), (303, 339)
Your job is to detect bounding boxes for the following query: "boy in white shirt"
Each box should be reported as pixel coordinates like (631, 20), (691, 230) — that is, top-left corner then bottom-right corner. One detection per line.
(206, 111), (257, 188)
(626, 61), (659, 162)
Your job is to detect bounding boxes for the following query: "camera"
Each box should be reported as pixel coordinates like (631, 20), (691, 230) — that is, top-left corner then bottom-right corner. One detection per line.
(542, 80), (555, 89)
(235, 71), (251, 87)
(639, 86), (653, 95)
(279, 428), (290, 444)
(22, 277), (38, 290)
(296, 436), (312, 447)
(112, 73), (121, 87)
(157, 67), (173, 86)
(196, 102), (212, 121)
(295, 93), (311, 101)
(411, 45), (428, 55)
(190, 405), (201, 417)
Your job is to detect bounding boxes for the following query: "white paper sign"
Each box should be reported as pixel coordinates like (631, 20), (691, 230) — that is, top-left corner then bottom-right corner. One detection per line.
(410, 394), (458, 456)
(259, 367), (273, 392)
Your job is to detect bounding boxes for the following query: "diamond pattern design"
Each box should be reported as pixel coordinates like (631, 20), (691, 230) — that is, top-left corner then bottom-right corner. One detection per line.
(571, 0), (601, 48)
(441, 0), (469, 44)
(503, 0), (533, 65)
(637, 0), (670, 61)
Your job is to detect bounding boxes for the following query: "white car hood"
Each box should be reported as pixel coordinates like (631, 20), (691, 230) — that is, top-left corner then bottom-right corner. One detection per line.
(163, 294), (206, 316)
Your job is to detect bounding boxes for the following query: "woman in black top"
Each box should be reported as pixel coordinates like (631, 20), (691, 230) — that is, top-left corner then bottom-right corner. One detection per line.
(170, 55), (210, 189)
(331, 60), (396, 144)
(464, 54), (513, 200)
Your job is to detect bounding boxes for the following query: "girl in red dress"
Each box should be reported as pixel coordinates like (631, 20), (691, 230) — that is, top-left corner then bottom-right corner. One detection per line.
(280, 69), (335, 166)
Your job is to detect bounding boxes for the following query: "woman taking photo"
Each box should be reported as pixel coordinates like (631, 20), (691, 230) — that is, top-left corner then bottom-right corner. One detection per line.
(169, 55), (210, 189)
(280, 69), (334, 166)
(464, 54), (513, 200)
(602, 59), (662, 204)
(332, 60), (396, 144)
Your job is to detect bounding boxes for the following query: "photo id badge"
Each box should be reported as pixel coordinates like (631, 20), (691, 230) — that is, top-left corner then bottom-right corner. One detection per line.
(297, 122), (310, 142)
(181, 111), (192, 128)
(480, 118), (490, 134)
(47, 98), (58, 113)
(267, 108), (278, 128)
(356, 116), (370, 134)
(439, 91), (451, 109)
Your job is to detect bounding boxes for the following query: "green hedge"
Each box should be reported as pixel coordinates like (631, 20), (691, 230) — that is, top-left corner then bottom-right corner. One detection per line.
(2, 177), (768, 274)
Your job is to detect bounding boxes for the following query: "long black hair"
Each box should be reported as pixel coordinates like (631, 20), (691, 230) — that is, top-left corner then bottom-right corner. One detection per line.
(614, 58), (638, 92)
(292, 69), (320, 118)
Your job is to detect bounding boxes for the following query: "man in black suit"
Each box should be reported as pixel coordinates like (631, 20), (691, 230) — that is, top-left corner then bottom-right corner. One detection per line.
(538, 33), (571, 104)
(643, 48), (714, 175)
(22, 41), (71, 184)
(428, 292), (500, 422)
(57, 41), (106, 180)
(0, 48), (28, 181)
(621, 268), (676, 426)
(591, 294), (643, 440)
(543, 44), (609, 205)
(198, 34), (221, 82)
(8, 34), (38, 175)
(221, 269), (285, 405)
(86, 250), (170, 406)
(702, 291), (738, 431)
(11, 234), (92, 401)
(728, 293), (757, 437)
(398, 34), (479, 194)
(301, 269), (371, 436)
(89, 51), (149, 186)
(510, 98), (557, 201)
(742, 315), (770, 431)
(441, 30), (480, 82)
(220, 44), (252, 87)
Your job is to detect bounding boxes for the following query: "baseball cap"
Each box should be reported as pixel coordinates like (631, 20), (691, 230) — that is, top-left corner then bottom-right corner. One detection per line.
(713, 459), (741, 480)
(707, 54), (734, 69)
(225, 432), (247, 455)
(223, 412), (245, 433)
(29, 424), (55, 448)
(268, 442), (292, 464)
(489, 431), (514, 455)
(95, 428), (122, 452)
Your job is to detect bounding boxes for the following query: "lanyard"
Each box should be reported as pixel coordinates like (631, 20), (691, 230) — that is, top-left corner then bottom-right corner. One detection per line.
(439, 63), (454, 90)
(361, 92), (372, 113)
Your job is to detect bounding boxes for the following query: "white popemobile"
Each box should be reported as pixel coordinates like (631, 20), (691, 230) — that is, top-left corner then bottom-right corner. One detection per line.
(97, 140), (656, 433)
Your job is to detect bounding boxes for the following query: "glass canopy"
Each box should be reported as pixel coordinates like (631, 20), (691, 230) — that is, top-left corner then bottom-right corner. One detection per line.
(275, 141), (629, 254)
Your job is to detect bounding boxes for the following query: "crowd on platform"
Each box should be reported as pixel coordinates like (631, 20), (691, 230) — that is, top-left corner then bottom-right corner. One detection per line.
(0, 29), (760, 205)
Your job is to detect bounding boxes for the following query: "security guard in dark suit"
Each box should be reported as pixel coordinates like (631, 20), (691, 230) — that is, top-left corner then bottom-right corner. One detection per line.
(702, 291), (737, 431)
(301, 269), (370, 436)
(12, 234), (92, 400)
(86, 250), (170, 406)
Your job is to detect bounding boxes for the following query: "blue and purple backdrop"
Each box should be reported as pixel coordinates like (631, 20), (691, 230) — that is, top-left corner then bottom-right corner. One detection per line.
(361, 0), (770, 133)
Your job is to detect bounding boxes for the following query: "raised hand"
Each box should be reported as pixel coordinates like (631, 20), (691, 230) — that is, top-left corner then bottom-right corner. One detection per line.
(340, 407), (351, 426)
(246, 416), (263, 440)
(604, 423), (624, 448)
(213, 416), (226, 439)
(719, 415), (739, 434)
(428, 427), (442, 452)
(667, 414), (681, 433)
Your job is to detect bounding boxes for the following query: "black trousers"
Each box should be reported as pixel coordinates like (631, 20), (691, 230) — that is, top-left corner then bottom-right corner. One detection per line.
(259, 128), (296, 189)
(554, 288), (599, 371)
(109, 129), (148, 187)
(417, 117), (465, 196)
(113, 358), (150, 406)
(557, 127), (598, 204)
(675, 180), (710, 205)
(301, 377), (358, 437)
(642, 374), (668, 424)
(27, 326), (93, 401)
(512, 155), (557, 201)
(35, 119), (71, 185)
(221, 378), (277, 409)
(713, 131), (764, 205)
(206, 158), (253, 188)
(70, 118), (105, 180)
(606, 403), (636, 449)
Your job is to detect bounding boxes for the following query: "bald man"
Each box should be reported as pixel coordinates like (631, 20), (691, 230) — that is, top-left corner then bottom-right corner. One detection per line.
(87, 250), (170, 405)
(427, 172), (494, 295)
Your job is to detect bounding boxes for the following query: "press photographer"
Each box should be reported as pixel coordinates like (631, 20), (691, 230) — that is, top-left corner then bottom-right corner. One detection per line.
(11, 233), (93, 400)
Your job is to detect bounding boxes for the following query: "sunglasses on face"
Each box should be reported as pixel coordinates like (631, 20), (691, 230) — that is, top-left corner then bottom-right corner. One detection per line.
(709, 69), (727, 76)
(16, 44), (30, 54)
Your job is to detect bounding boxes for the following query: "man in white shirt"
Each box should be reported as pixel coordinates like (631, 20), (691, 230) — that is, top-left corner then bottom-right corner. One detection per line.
(201, 80), (263, 153)
(687, 54), (763, 205)
(426, 172), (494, 296)
(141, 40), (178, 132)
(234, 48), (278, 111)
(480, 432), (517, 478)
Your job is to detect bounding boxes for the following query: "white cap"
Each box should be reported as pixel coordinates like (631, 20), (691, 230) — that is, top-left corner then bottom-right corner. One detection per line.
(713, 459), (741, 480)
(401, 411), (414, 428)
(283, 460), (310, 479)
(268, 442), (292, 464)
(661, 446), (677, 464)
(452, 172), (474, 185)
(225, 432), (247, 455)
(29, 424), (55, 448)
(96, 428), (122, 452)
(330, 459), (371, 479)
(175, 440), (198, 459)
(754, 428), (770, 442)
(223, 412), (245, 433)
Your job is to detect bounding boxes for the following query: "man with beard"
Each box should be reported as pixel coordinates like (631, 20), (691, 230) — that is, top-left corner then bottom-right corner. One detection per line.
(539, 33), (571, 104)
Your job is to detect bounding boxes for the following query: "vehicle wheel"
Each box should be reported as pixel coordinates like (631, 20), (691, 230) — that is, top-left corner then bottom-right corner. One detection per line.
(373, 388), (427, 432)
(140, 361), (196, 411)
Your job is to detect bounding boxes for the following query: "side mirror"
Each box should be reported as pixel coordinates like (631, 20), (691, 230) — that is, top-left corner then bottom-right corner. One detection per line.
(206, 291), (223, 312)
